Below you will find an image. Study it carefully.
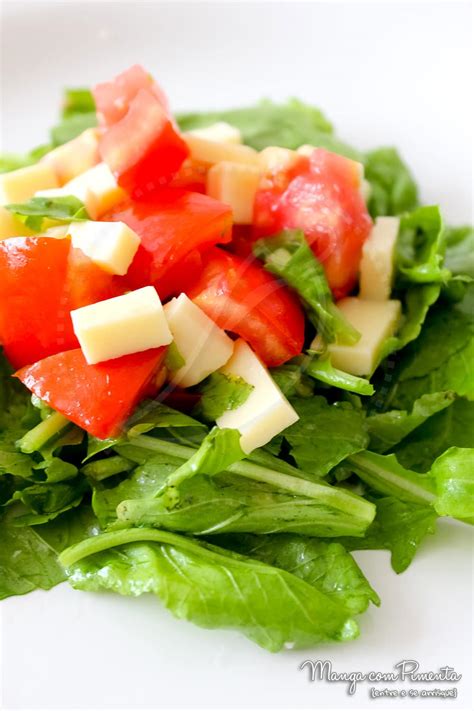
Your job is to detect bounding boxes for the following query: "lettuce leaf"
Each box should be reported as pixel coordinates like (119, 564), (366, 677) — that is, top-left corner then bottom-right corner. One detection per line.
(396, 206), (449, 285)
(193, 372), (253, 421)
(59, 527), (360, 651)
(6, 195), (89, 231)
(444, 225), (474, 279)
(364, 147), (419, 218)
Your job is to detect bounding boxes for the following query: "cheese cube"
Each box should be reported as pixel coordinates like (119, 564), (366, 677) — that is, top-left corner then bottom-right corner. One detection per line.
(359, 217), (400, 301)
(296, 144), (317, 157)
(69, 221), (140, 275)
(217, 339), (299, 453)
(71, 286), (172, 364)
(206, 162), (261, 224)
(323, 297), (401, 376)
(0, 206), (35, 240)
(37, 163), (126, 220)
(188, 122), (242, 145)
(258, 146), (300, 175)
(0, 163), (59, 205)
(163, 294), (234, 387)
(184, 133), (260, 167)
(41, 128), (100, 185)
(42, 224), (71, 239)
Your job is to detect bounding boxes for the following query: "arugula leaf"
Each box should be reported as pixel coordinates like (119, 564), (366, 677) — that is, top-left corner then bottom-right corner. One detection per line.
(430, 448), (474, 519)
(50, 113), (97, 147)
(364, 147), (419, 218)
(338, 497), (437, 573)
(61, 88), (96, 118)
(164, 342), (186, 371)
(443, 225), (474, 279)
(11, 476), (89, 524)
(367, 391), (456, 453)
(178, 99), (362, 161)
(270, 362), (314, 398)
(194, 372), (254, 422)
(306, 354), (374, 396)
(59, 527), (359, 651)
(281, 397), (369, 476)
(6, 195), (89, 231)
(218, 534), (380, 614)
(254, 230), (359, 344)
(396, 206), (450, 284)
(0, 145), (52, 174)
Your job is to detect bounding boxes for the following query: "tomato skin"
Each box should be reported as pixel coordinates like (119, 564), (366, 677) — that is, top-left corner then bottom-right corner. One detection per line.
(15, 347), (167, 439)
(93, 64), (169, 127)
(99, 89), (189, 198)
(104, 189), (232, 299)
(185, 247), (305, 367)
(0, 237), (122, 369)
(253, 148), (372, 298)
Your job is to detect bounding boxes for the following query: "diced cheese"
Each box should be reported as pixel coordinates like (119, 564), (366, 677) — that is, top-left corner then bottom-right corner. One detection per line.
(42, 224), (71, 239)
(71, 286), (172, 365)
(36, 163), (126, 220)
(206, 162), (261, 224)
(359, 217), (400, 301)
(41, 128), (100, 185)
(187, 122), (242, 145)
(296, 144), (317, 157)
(69, 220), (140, 275)
(258, 146), (300, 174)
(163, 294), (234, 387)
(322, 297), (401, 376)
(0, 206), (35, 240)
(0, 163), (59, 205)
(217, 339), (299, 453)
(184, 133), (260, 167)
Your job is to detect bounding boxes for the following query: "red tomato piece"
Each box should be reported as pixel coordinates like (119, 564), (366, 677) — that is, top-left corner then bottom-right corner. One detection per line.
(104, 189), (232, 299)
(93, 64), (169, 127)
(253, 148), (373, 298)
(0, 237), (122, 369)
(185, 247), (305, 367)
(99, 88), (189, 197)
(15, 347), (167, 439)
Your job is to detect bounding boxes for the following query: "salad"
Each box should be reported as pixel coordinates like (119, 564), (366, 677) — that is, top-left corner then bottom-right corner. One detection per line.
(0, 65), (472, 652)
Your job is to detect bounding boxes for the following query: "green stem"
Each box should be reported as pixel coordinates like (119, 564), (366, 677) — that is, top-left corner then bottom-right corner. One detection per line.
(18, 411), (71, 454)
(82, 456), (134, 481)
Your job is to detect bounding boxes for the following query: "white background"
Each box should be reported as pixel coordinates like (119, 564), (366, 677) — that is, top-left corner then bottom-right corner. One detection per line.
(0, 1), (472, 710)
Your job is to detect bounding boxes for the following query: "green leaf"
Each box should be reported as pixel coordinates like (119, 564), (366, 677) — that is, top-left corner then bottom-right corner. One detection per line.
(443, 225), (474, 279)
(282, 397), (369, 476)
(431, 447), (474, 519)
(194, 372), (254, 421)
(178, 99), (362, 161)
(396, 206), (450, 284)
(338, 497), (437, 573)
(61, 88), (96, 118)
(0, 145), (52, 174)
(254, 230), (359, 344)
(164, 342), (186, 371)
(270, 362), (314, 398)
(218, 534), (380, 614)
(306, 354), (374, 396)
(50, 112), (97, 147)
(364, 147), (419, 218)
(11, 476), (89, 521)
(59, 527), (360, 651)
(6, 195), (89, 231)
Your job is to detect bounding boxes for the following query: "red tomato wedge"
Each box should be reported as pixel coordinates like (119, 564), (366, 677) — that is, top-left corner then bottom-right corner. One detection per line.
(104, 189), (232, 299)
(15, 347), (167, 439)
(99, 88), (189, 197)
(253, 148), (373, 298)
(185, 247), (305, 367)
(0, 237), (122, 369)
(93, 64), (169, 127)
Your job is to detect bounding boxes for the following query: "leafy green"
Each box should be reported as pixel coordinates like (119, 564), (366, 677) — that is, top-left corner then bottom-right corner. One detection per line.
(306, 354), (374, 396)
(338, 497), (438, 573)
(431, 448), (474, 519)
(61, 88), (96, 118)
(50, 114), (97, 147)
(270, 362), (314, 398)
(178, 99), (362, 160)
(164, 342), (186, 371)
(0, 145), (52, 174)
(443, 225), (474, 279)
(281, 397), (369, 476)
(254, 230), (359, 344)
(217, 534), (379, 614)
(59, 527), (359, 651)
(396, 206), (449, 284)
(364, 147), (419, 218)
(6, 195), (89, 231)
(194, 372), (254, 421)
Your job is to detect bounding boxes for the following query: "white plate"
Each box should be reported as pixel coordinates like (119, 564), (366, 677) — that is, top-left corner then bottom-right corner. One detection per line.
(1, 2), (472, 709)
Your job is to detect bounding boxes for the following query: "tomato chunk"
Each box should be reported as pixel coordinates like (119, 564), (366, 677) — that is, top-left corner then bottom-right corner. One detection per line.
(15, 347), (166, 439)
(104, 189), (232, 299)
(0, 237), (121, 368)
(93, 64), (169, 127)
(253, 148), (373, 298)
(185, 247), (305, 366)
(99, 89), (189, 197)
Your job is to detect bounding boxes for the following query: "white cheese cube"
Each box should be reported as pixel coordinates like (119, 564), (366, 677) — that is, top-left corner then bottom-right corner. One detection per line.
(258, 146), (300, 175)
(324, 297), (401, 376)
(71, 286), (172, 364)
(42, 224), (71, 239)
(0, 163), (59, 205)
(41, 128), (100, 185)
(164, 294), (234, 387)
(217, 339), (299, 454)
(206, 162), (261, 224)
(188, 122), (242, 145)
(64, 163), (126, 219)
(184, 133), (260, 167)
(296, 144), (317, 157)
(69, 221), (140, 275)
(359, 217), (400, 301)
(0, 206), (35, 240)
